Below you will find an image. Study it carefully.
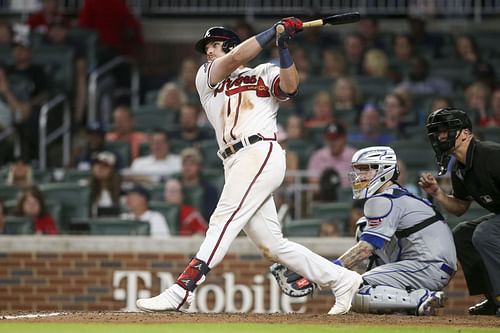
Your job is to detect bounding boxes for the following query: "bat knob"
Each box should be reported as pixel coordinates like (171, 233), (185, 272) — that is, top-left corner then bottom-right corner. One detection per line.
(276, 24), (285, 34)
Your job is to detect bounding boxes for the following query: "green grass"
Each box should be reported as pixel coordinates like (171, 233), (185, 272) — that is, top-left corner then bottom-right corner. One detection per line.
(0, 323), (496, 333)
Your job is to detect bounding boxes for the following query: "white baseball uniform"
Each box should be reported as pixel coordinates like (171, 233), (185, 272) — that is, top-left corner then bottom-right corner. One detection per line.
(193, 61), (350, 289)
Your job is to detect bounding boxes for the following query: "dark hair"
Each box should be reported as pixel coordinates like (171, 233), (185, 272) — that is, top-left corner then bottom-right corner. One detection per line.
(151, 128), (169, 142)
(318, 168), (341, 201)
(13, 186), (48, 218)
(89, 166), (122, 208)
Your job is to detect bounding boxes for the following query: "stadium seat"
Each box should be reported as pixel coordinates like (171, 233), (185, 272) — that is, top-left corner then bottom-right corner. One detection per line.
(277, 107), (298, 126)
(429, 61), (473, 90)
(304, 127), (326, 147)
(354, 76), (394, 100)
(145, 90), (159, 105)
(0, 184), (22, 202)
(148, 201), (180, 235)
(32, 45), (75, 94)
(404, 125), (429, 142)
(141, 138), (194, 156)
(297, 77), (335, 101)
(347, 140), (373, 150)
(0, 46), (11, 65)
(200, 140), (221, 169)
(337, 187), (354, 202)
(202, 168), (224, 194)
(147, 183), (166, 201)
(38, 182), (90, 233)
(391, 141), (436, 171)
(282, 218), (323, 237)
(62, 169), (91, 183)
(4, 199), (62, 230)
(169, 139), (191, 154)
(89, 218), (150, 235)
(335, 108), (358, 128)
(132, 109), (178, 132)
(286, 139), (316, 169)
(104, 141), (131, 167)
(183, 185), (204, 212)
(4, 216), (33, 235)
(476, 127), (500, 143)
(310, 201), (351, 229)
(66, 28), (98, 71)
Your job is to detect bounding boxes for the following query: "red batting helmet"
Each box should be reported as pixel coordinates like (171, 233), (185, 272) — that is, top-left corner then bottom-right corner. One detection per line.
(195, 26), (241, 54)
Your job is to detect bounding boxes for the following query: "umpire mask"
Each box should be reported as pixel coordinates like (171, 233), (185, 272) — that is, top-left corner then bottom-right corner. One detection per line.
(426, 108), (472, 176)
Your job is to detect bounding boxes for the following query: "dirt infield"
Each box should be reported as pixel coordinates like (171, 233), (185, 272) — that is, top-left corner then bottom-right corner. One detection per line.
(1, 312), (500, 327)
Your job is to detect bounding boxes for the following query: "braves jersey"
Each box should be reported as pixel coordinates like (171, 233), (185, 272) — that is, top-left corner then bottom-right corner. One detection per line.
(195, 62), (285, 149)
(359, 184), (457, 269)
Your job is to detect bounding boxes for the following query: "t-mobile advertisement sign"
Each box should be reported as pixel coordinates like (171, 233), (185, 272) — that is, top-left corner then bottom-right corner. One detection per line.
(113, 270), (307, 313)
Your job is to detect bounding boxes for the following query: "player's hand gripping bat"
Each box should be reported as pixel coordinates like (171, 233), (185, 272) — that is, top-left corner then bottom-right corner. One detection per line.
(276, 12), (361, 34)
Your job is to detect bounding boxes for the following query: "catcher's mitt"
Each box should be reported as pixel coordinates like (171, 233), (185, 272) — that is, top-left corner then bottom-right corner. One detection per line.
(269, 263), (316, 297)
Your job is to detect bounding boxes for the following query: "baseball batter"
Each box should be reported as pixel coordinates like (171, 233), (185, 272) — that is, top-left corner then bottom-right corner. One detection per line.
(137, 19), (362, 314)
(272, 146), (457, 315)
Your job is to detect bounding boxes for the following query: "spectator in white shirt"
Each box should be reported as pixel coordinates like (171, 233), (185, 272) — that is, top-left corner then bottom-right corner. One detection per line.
(122, 184), (170, 237)
(127, 129), (182, 183)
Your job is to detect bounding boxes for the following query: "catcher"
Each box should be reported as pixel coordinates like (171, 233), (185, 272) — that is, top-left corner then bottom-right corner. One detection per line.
(271, 146), (457, 315)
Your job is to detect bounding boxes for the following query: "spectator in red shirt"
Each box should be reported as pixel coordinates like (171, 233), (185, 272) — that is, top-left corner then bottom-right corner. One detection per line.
(13, 186), (58, 235)
(164, 178), (207, 236)
(78, 0), (144, 60)
(27, 0), (71, 35)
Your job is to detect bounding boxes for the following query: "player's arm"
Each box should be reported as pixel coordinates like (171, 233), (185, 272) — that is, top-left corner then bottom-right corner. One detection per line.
(276, 18), (302, 95)
(209, 37), (266, 85)
(337, 196), (392, 269)
(210, 17), (302, 91)
(337, 240), (375, 269)
(419, 173), (471, 216)
(433, 190), (470, 216)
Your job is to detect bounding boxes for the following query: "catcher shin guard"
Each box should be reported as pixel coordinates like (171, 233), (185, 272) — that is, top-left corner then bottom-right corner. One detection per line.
(177, 258), (210, 292)
(352, 285), (446, 315)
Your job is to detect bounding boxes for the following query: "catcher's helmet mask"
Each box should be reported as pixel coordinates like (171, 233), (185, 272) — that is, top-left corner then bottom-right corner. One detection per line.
(349, 146), (399, 200)
(195, 26), (241, 54)
(426, 107), (472, 175)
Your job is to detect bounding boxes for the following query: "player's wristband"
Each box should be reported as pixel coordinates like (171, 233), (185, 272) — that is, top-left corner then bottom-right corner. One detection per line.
(255, 27), (275, 47)
(332, 259), (344, 267)
(279, 47), (293, 68)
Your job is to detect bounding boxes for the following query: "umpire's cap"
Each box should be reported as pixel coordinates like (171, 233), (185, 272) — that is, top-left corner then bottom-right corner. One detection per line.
(195, 26), (241, 54)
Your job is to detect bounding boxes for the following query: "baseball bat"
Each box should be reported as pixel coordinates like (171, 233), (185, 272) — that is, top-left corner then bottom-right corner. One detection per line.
(276, 12), (360, 34)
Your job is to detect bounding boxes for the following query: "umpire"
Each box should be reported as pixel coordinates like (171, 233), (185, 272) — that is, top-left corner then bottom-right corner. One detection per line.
(419, 108), (500, 316)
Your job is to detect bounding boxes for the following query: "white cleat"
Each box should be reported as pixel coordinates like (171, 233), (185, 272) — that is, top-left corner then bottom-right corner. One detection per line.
(136, 284), (193, 312)
(417, 291), (447, 316)
(328, 269), (363, 315)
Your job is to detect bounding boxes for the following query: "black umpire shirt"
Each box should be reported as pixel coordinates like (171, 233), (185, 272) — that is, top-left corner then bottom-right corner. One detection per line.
(451, 138), (500, 214)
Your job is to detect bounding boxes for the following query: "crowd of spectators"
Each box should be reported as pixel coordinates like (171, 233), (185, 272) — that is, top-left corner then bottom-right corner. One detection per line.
(1, 6), (500, 237)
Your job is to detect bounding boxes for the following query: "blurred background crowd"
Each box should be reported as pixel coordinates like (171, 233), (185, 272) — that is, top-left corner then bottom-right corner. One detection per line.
(0, 0), (498, 237)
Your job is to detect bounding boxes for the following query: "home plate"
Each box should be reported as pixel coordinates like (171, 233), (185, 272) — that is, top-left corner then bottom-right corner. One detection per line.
(2, 312), (66, 320)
